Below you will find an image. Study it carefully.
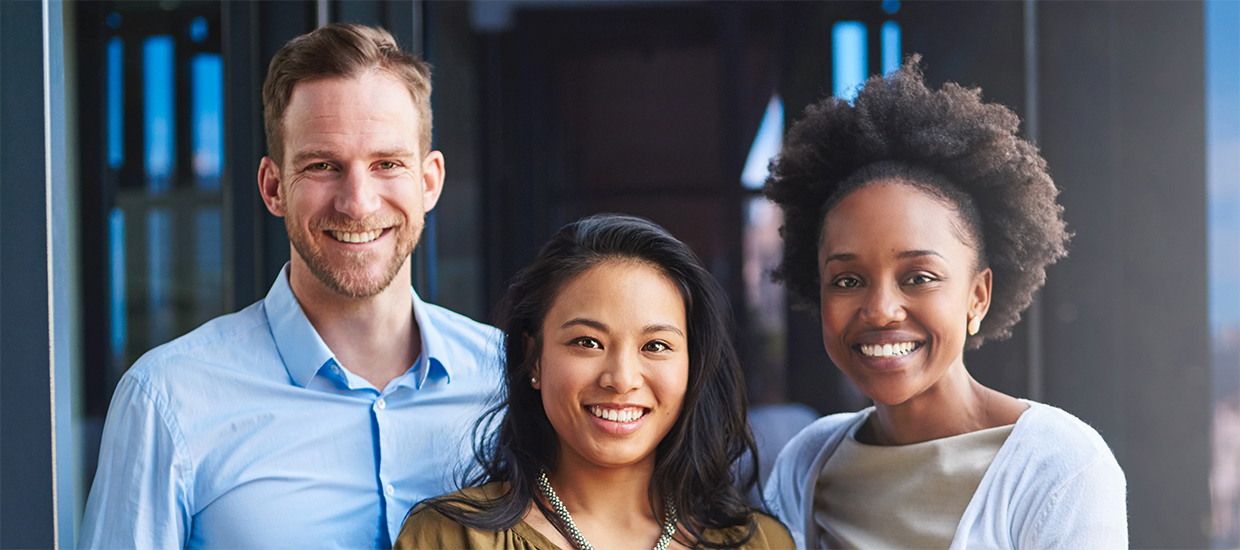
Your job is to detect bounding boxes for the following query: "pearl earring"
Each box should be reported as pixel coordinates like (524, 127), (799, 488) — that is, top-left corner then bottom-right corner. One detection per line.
(968, 316), (981, 336)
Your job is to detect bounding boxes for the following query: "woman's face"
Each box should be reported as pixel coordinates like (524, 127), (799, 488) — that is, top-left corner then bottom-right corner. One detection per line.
(533, 259), (690, 473)
(817, 181), (991, 407)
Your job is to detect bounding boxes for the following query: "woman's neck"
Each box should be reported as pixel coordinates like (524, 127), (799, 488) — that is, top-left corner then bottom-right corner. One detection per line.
(524, 455), (683, 550)
(546, 460), (657, 520)
(863, 363), (1027, 446)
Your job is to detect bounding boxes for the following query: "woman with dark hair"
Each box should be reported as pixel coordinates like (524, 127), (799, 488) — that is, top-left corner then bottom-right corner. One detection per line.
(763, 58), (1127, 549)
(395, 214), (793, 550)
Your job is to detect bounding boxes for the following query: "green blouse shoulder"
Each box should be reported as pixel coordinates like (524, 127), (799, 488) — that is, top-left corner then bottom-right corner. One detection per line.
(394, 484), (794, 550)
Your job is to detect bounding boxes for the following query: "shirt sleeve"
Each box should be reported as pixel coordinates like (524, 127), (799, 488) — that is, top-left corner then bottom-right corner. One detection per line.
(78, 372), (193, 549)
(1021, 452), (1128, 550)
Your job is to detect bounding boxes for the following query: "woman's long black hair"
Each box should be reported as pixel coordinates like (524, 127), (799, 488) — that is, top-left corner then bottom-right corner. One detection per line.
(421, 214), (761, 548)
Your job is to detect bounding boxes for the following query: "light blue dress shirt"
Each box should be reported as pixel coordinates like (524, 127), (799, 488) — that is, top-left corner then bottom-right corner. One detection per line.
(79, 267), (503, 549)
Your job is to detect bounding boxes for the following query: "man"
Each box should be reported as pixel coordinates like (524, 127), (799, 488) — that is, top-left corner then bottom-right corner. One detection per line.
(79, 24), (501, 549)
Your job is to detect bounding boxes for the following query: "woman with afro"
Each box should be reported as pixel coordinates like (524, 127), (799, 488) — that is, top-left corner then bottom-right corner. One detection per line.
(762, 58), (1127, 549)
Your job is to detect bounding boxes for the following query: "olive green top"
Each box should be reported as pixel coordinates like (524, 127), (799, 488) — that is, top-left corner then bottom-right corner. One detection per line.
(395, 483), (795, 550)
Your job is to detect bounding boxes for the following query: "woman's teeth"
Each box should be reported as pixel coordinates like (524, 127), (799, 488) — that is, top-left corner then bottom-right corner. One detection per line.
(588, 406), (646, 423)
(330, 229), (382, 243)
(859, 342), (918, 357)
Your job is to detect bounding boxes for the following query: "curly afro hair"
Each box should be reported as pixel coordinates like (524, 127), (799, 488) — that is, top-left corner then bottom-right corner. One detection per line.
(764, 56), (1069, 349)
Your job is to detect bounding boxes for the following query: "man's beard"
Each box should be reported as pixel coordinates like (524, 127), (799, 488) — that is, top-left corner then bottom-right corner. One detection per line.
(287, 213), (421, 299)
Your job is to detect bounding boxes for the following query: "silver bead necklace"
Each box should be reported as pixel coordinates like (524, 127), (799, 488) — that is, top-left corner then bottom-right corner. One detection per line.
(536, 470), (678, 550)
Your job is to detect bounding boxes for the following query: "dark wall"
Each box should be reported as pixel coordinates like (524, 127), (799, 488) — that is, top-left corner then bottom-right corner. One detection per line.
(1039, 2), (1211, 547)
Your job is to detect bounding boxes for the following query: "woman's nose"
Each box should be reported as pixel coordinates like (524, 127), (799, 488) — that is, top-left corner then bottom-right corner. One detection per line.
(859, 282), (907, 326)
(599, 351), (643, 394)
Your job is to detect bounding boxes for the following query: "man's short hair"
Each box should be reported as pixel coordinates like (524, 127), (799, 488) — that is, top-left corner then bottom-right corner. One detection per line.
(262, 23), (433, 168)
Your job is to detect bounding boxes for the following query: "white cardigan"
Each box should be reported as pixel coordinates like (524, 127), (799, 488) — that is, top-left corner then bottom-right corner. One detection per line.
(764, 401), (1128, 549)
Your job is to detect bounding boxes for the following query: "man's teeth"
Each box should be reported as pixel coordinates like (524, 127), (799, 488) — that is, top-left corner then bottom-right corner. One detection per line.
(588, 406), (646, 423)
(859, 342), (918, 357)
(330, 229), (382, 243)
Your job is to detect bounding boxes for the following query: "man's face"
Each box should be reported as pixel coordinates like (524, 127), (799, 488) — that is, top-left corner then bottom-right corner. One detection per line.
(260, 72), (442, 299)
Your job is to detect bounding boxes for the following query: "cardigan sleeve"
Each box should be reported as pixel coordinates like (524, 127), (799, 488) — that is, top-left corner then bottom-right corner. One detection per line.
(764, 445), (808, 550)
(763, 412), (862, 550)
(1021, 452), (1128, 550)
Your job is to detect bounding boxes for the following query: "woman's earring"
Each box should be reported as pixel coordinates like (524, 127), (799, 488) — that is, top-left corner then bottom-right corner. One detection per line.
(531, 376), (538, 385)
(968, 316), (982, 336)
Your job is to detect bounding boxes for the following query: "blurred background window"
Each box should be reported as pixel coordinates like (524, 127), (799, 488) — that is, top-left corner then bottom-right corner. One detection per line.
(1207, 1), (1240, 545)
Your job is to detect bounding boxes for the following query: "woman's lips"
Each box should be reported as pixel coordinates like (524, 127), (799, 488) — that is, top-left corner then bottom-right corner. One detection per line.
(584, 405), (650, 435)
(851, 341), (925, 371)
(857, 341), (922, 358)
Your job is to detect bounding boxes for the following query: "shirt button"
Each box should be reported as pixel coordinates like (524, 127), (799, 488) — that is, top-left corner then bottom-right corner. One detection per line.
(385, 484), (395, 496)
(375, 398), (386, 410)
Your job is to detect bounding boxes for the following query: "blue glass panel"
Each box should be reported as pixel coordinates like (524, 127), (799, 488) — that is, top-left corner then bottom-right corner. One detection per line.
(741, 95), (784, 190)
(832, 22), (867, 102)
(1207, 0), (1240, 332)
(882, 22), (902, 75)
(1206, 1), (1240, 546)
(143, 36), (175, 193)
(148, 209), (173, 345)
(107, 37), (124, 169)
(193, 208), (223, 326)
(190, 17), (208, 44)
(109, 208), (126, 353)
(192, 54), (224, 189)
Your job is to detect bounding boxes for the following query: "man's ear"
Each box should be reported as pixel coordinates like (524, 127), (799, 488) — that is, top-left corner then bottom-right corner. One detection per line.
(420, 150), (445, 213)
(258, 156), (285, 217)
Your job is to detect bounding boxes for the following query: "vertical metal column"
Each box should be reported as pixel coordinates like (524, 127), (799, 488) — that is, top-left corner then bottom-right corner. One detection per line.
(1024, 0), (1045, 402)
(1, 0), (73, 546)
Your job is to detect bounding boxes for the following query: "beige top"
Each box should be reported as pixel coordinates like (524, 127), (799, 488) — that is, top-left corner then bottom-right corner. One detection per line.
(813, 422), (1014, 550)
(395, 483), (795, 550)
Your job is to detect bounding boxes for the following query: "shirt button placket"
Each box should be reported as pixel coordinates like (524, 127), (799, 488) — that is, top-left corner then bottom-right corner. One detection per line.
(374, 394), (393, 534)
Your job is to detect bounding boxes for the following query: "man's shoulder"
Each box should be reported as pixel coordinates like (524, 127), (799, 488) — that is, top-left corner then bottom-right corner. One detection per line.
(124, 300), (280, 387)
(420, 300), (504, 366)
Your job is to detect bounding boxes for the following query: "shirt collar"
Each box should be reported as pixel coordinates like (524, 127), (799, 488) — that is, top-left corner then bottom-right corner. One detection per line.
(266, 264), (451, 389)
(410, 284), (452, 388)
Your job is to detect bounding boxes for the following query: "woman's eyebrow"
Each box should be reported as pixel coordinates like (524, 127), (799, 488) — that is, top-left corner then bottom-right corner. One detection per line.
(644, 324), (684, 337)
(897, 249), (943, 259)
(824, 250), (942, 264)
(823, 252), (857, 264)
(561, 318), (608, 332)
